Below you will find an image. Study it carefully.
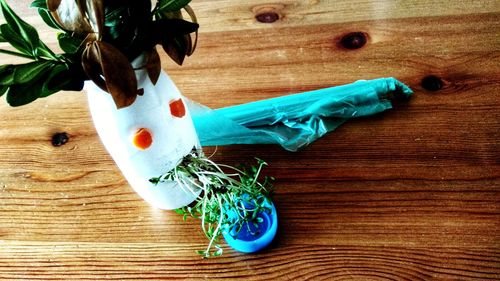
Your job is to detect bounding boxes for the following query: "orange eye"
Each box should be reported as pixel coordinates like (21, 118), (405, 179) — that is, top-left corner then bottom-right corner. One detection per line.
(169, 98), (186, 118)
(132, 128), (153, 150)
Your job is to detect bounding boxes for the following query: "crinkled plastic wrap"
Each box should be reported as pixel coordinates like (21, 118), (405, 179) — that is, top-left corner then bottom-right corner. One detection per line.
(188, 77), (413, 152)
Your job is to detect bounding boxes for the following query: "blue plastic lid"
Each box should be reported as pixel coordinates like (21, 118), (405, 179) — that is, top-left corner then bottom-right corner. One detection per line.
(222, 201), (278, 253)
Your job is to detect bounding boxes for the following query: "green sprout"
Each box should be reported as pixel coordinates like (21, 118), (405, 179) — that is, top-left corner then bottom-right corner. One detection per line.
(150, 148), (274, 258)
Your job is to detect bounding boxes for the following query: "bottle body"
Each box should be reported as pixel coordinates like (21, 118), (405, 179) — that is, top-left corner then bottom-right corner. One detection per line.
(86, 55), (200, 209)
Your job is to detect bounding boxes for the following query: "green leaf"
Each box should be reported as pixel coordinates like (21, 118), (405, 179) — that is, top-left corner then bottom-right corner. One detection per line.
(174, 208), (186, 215)
(0, 0), (56, 60)
(0, 0), (40, 54)
(33, 40), (58, 59)
(0, 64), (15, 86)
(37, 7), (61, 30)
(196, 250), (207, 256)
(0, 24), (31, 55)
(156, 0), (191, 13)
(5, 60), (62, 106)
(6, 83), (40, 106)
(0, 84), (7, 97)
(45, 61), (84, 93)
(13, 60), (53, 84)
(0, 33), (5, 42)
(5, 70), (51, 107)
(41, 63), (69, 96)
(149, 177), (160, 185)
(104, 6), (127, 27)
(30, 0), (47, 9)
(57, 33), (82, 54)
(213, 248), (223, 257)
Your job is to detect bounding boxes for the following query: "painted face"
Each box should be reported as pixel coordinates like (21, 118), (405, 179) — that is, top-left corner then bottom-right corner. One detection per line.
(87, 55), (200, 209)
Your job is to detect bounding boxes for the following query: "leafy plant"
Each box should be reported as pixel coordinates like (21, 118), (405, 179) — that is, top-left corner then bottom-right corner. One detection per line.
(0, 0), (199, 108)
(150, 149), (274, 258)
(0, 0), (82, 106)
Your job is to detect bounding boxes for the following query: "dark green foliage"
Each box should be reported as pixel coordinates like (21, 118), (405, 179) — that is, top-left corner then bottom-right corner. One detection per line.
(0, 0), (198, 107)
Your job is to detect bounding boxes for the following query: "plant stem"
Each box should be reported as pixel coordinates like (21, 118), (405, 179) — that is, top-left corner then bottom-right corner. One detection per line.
(204, 194), (224, 257)
(251, 162), (264, 186)
(201, 196), (208, 237)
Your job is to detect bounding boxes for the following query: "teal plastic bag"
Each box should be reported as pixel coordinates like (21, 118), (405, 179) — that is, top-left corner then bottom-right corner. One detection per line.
(189, 77), (413, 152)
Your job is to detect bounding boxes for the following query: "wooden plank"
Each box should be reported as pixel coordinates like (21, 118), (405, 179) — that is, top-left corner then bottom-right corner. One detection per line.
(2, 1), (500, 55)
(0, 0), (498, 279)
(0, 241), (498, 280)
(171, 13), (500, 107)
(191, 0), (500, 32)
(0, 180), (498, 247)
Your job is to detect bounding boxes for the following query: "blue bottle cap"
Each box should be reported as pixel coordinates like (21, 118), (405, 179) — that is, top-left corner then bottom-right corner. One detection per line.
(222, 200), (278, 253)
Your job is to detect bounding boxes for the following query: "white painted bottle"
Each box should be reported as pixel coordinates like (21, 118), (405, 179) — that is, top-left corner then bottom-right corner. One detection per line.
(86, 54), (200, 209)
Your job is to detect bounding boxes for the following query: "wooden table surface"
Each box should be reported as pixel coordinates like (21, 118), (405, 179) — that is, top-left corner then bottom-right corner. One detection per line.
(1, 0), (499, 280)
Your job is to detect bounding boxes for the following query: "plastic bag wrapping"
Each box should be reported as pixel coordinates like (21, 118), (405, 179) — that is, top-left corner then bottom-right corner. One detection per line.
(188, 77), (413, 152)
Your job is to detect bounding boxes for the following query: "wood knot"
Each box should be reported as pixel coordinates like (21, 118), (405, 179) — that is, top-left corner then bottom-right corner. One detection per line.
(256, 12), (280, 23)
(337, 32), (369, 50)
(252, 4), (284, 23)
(421, 75), (444, 91)
(51, 132), (69, 147)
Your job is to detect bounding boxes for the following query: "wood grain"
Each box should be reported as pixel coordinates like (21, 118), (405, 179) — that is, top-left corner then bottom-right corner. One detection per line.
(1, 0), (499, 280)
(1, 241), (498, 280)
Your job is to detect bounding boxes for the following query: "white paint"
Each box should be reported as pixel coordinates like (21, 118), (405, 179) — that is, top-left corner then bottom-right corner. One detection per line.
(86, 55), (200, 210)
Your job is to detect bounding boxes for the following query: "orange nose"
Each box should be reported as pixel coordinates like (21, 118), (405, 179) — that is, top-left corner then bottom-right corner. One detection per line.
(169, 98), (186, 118)
(132, 128), (153, 150)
